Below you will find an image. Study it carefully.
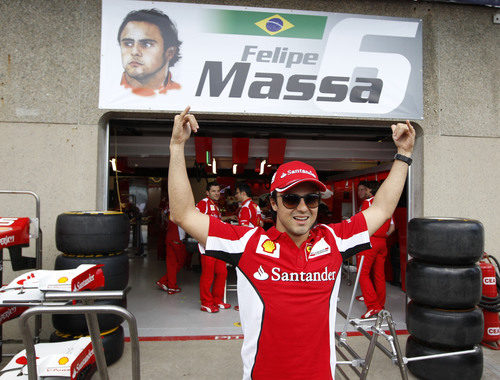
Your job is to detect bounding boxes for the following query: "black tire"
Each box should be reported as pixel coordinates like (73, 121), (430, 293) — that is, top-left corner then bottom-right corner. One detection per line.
(406, 301), (484, 348)
(408, 218), (483, 265)
(52, 297), (126, 335)
(56, 212), (129, 255)
(406, 259), (482, 309)
(54, 252), (129, 290)
(50, 325), (125, 366)
(406, 335), (483, 380)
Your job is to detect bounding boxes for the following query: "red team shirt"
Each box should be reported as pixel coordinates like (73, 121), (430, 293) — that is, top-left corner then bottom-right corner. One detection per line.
(238, 198), (262, 228)
(196, 197), (221, 219)
(203, 213), (371, 380)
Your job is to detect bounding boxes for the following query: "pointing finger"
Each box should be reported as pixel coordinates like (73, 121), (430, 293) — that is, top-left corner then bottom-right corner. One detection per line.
(179, 106), (191, 119)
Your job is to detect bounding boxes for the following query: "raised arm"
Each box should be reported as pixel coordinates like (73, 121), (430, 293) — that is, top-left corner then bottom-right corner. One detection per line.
(168, 106), (210, 246)
(362, 121), (415, 236)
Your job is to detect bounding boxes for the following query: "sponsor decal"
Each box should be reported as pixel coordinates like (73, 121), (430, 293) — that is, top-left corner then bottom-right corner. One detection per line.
(487, 327), (500, 336)
(271, 266), (337, 282)
(0, 235), (15, 246)
(484, 277), (496, 285)
(306, 244), (312, 253)
(59, 357), (69, 365)
(256, 236), (280, 258)
(0, 307), (18, 323)
(308, 238), (331, 258)
(0, 218), (18, 226)
(210, 205), (215, 211)
(58, 277), (69, 284)
(280, 168), (316, 179)
(254, 265), (337, 282)
(73, 274), (95, 291)
(0, 227), (13, 232)
(253, 266), (269, 280)
(262, 240), (276, 253)
(74, 346), (94, 374)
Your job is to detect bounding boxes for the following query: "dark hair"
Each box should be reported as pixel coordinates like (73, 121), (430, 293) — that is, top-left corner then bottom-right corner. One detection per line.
(206, 181), (220, 191)
(368, 181), (381, 195)
(117, 9), (182, 66)
(236, 183), (252, 198)
(359, 180), (380, 196)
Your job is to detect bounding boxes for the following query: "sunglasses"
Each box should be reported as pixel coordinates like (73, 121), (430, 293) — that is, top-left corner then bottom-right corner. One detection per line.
(279, 193), (321, 209)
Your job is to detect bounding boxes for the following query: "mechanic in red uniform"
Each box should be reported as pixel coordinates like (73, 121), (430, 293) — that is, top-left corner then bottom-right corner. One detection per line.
(233, 182), (263, 311)
(196, 182), (231, 313)
(356, 181), (395, 318)
(235, 183), (262, 229)
(156, 205), (187, 294)
(168, 106), (414, 380)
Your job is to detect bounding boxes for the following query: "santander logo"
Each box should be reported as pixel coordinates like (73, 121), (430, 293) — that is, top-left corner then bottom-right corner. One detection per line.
(253, 266), (269, 281)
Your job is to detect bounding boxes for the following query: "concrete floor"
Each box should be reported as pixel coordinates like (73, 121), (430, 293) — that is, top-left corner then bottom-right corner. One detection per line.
(105, 335), (500, 379)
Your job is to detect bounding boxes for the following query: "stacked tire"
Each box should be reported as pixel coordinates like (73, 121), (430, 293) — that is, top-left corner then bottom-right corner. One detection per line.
(51, 211), (130, 365)
(405, 218), (484, 380)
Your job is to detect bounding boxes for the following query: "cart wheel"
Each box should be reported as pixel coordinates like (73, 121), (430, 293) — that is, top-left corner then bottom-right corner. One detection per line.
(406, 301), (484, 348)
(406, 259), (482, 309)
(406, 335), (483, 380)
(408, 218), (483, 265)
(56, 211), (129, 255)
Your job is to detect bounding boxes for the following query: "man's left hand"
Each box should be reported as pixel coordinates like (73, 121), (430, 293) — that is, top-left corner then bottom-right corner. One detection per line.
(391, 120), (415, 156)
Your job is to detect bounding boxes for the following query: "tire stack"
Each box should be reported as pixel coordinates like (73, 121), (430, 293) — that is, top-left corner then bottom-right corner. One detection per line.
(51, 211), (130, 366)
(405, 218), (484, 380)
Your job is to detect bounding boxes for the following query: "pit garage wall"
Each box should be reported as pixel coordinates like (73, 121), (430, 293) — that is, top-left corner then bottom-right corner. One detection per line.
(0, 2), (498, 278)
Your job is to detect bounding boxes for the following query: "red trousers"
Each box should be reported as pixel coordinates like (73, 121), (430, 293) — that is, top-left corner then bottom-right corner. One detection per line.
(158, 240), (187, 289)
(357, 237), (388, 310)
(200, 255), (227, 306)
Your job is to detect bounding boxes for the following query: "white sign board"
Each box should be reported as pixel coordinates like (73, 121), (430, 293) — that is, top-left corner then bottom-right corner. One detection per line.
(99, 1), (423, 119)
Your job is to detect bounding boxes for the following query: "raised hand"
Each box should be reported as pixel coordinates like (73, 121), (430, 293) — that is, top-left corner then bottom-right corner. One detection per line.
(171, 106), (200, 145)
(391, 120), (415, 156)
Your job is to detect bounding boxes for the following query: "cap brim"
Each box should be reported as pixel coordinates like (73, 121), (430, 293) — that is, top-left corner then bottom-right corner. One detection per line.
(274, 178), (327, 193)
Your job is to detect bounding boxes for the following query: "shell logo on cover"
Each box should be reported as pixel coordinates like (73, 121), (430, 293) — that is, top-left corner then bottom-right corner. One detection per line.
(58, 277), (69, 283)
(262, 240), (276, 253)
(59, 357), (69, 365)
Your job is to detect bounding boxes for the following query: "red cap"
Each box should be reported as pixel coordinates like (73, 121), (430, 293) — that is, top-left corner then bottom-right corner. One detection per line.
(270, 161), (327, 193)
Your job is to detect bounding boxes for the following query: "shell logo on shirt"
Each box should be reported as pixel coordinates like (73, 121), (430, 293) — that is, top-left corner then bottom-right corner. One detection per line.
(262, 240), (276, 253)
(256, 236), (280, 258)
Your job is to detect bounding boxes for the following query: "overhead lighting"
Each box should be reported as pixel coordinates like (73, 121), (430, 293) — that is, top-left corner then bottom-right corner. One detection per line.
(267, 164), (272, 167)
(232, 163), (237, 175)
(212, 158), (217, 174)
(259, 159), (266, 175)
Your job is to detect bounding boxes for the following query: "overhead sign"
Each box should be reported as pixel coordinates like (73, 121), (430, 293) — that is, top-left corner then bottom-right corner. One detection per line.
(99, 1), (423, 119)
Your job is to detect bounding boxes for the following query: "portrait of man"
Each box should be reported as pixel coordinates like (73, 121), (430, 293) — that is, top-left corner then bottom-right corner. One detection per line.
(117, 9), (182, 96)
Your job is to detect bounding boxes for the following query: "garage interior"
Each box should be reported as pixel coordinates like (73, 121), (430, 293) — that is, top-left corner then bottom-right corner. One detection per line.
(107, 118), (409, 338)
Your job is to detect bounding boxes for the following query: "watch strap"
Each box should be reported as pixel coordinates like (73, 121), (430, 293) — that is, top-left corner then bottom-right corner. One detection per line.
(394, 153), (412, 166)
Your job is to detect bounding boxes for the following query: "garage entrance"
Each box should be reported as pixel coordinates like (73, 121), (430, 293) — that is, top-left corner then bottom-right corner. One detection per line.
(104, 117), (409, 338)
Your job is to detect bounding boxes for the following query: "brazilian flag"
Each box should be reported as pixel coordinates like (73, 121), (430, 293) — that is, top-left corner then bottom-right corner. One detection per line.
(205, 10), (327, 39)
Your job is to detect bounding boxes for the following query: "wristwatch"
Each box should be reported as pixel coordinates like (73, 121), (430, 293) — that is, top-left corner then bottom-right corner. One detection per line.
(394, 153), (412, 166)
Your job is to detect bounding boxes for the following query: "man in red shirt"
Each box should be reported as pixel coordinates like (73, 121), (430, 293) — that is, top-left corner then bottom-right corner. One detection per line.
(157, 204), (187, 294)
(356, 181), (395, 319)
(235, 183), (262, 228)
(168, 106), (415, 379)
(196, 182), (231, 313)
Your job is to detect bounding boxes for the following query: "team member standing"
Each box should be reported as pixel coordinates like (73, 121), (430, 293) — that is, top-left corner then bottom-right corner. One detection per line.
(196, 182), (231, 313)
(235, 183), (262, 228)
(356, 181), (395, 318)
(168, 106), (414, 379)
(156, 206), (187, 294)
